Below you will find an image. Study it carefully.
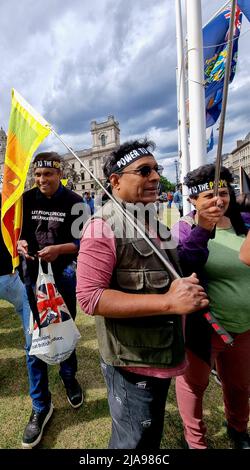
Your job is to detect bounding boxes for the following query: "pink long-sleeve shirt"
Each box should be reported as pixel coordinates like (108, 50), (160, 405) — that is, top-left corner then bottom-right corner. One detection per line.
(76, 218), (187, 378)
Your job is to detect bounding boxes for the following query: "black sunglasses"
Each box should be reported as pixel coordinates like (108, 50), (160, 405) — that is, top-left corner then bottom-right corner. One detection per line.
(119, 164), (162, 177)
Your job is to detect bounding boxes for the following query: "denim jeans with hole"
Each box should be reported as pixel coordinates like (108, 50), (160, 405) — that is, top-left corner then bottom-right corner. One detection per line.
(100, 358), (171, 449)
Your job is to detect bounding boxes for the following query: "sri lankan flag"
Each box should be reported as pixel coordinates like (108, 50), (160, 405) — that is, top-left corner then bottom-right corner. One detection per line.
(1, 89), (51, 270)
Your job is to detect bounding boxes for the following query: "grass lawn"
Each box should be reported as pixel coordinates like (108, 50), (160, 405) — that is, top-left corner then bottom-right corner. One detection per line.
(0, 298), (246, 450)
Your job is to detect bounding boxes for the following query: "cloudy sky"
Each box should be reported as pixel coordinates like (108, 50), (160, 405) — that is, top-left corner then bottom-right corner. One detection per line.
(0, 0), (250, 182)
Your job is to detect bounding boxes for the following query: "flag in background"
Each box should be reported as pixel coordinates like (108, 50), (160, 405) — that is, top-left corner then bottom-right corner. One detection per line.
(206, 127), (214, 153)
(238, 0), (250, 22)
(240, 165), (250, 193)
(1, 89), (51, 270)
(203, 3), (242, 128)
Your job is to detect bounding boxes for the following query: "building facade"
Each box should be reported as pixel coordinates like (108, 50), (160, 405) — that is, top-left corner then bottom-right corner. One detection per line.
(223, 132), (250, 180)
(0, 127), (7, 184)
(24, 115), (120, 194)
(62, 115), (120, 195)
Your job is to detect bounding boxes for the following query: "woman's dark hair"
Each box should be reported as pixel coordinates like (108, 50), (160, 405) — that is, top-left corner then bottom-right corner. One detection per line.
(184, 163), (234, 187)
(185, 164), (247, 236)
(225, 187), (248, 235)
(103, 138), (156, 178)
(236, 192), (250, 212)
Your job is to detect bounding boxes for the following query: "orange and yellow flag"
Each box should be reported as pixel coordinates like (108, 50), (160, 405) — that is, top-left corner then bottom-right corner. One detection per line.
(1, 89), (51, 270)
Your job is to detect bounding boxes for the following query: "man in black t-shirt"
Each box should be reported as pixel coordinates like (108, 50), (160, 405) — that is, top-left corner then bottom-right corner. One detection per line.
(18, 152), (84, 449)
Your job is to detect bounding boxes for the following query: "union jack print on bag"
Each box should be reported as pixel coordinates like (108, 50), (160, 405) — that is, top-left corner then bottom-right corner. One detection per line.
(29, 260), (81, 365)
(35, 277), (71, 330)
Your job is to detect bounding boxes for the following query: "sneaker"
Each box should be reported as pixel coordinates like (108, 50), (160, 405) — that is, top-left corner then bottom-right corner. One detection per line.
(183, 438), (207, 449)
(214, 374), (222, 386)
(22, 403), (54, 449)
(62, 378), (83, 408)
(227, 426), (250, 449)
(183, 439), (196, 449)
(211, 368), (222, 386)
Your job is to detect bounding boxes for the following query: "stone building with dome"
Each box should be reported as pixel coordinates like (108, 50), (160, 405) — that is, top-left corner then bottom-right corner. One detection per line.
(61, 115), (120, 195)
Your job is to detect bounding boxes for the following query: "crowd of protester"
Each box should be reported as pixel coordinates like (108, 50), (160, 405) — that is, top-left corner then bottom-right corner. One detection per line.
(1, 140), (249, 449)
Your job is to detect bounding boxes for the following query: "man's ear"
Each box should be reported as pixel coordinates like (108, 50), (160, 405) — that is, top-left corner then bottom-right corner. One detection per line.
(189, 197), (197, 207)
(109, 173), (121, 189)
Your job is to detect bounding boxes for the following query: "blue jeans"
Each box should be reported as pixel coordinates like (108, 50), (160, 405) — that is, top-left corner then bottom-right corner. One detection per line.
(101, 359), (171, 449)
(25, 270), (78, 413)
(0, 271), (31, 337)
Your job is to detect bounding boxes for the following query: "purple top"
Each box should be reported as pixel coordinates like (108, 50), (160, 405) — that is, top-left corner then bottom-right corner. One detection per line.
(171, 211), (212, 277)
(172, 210), (250, 275)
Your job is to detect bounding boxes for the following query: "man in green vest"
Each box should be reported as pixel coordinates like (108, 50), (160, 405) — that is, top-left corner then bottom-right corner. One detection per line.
(76, 138), (208, 449)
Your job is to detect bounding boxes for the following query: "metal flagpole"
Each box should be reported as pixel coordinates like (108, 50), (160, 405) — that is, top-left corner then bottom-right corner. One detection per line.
(186, 0), (207, 169)
(214, 0), (236, 195)
(175, 0), (191, 215)
(240, 165), (243, 193)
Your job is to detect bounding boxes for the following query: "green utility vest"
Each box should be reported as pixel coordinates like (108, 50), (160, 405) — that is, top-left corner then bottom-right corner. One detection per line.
(94, 199), (185, 368)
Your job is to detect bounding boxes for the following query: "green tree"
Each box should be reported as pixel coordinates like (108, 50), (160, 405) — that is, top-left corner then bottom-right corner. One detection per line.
(159, 175), (175, 192)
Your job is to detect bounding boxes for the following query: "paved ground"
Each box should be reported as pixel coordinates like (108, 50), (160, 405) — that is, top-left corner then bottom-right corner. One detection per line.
(160, 203), (181, 228)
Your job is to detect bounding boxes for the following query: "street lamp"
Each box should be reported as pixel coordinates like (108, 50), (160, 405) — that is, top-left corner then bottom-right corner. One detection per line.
(174, 159), (180, 186)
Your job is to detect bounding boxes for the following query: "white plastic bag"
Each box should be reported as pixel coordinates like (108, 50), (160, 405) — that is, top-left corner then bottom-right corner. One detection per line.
(29, 260), (81, 365)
